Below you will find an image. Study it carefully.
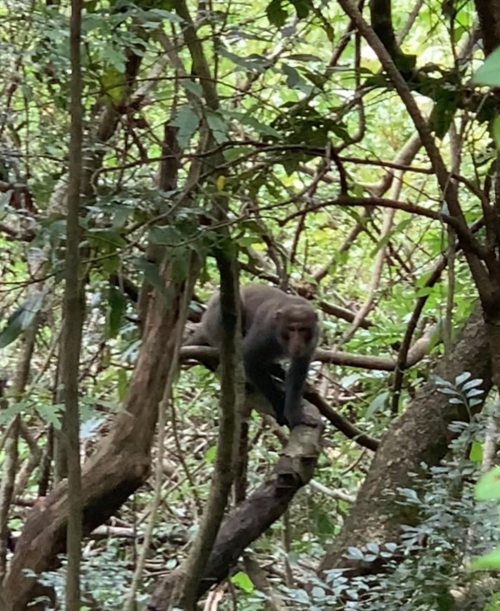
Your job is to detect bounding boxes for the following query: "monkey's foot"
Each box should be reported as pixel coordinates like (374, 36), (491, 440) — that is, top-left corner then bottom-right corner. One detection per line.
(286, 412), (322, 429)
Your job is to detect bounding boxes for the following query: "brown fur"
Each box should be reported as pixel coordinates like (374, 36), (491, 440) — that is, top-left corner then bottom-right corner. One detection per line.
(185, 284), (319, 428)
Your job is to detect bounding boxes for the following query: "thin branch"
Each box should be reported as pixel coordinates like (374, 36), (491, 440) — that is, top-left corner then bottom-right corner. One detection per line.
(336, 0), (492, 295)
(64, 1), (84, 608)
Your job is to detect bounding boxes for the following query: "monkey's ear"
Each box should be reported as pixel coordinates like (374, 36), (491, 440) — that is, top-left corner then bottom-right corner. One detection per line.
(275, 309), (282, 319)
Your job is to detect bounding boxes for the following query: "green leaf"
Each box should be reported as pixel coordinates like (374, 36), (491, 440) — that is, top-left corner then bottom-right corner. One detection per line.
(462, 378), (483, 391)
(107, 286), (127, 338)
(149, 226), (184, 246)
(266, 0), (288, 27)
(132, 258), (173, 305)
(0, 309), (25, 349)
(469, 441), (483, 463)
(313, 511), (337, 534)
(170, 247), (191, 282)
(100, 66), (126, 103)
(36, 403), (64, 429)
(471, 47), (500, 87)
(430, 93), (457, 139)
(217, 49), (270, 73)
(225, 111), (281, 138)
(475, 466), (500, 500)
(287, 53), (322, 62)
(0, 291), (45, 349)
(492, 116), (500, 150)
(281, 63), (300, 88)
(101, 254), (121, 275)
(455, 371), (472, 386)
(346, 546), (364, 559)
(87, 228), (126, 249)
(205, 444), (216, 463)
(171, 106), (200, 149)
(290, 0), (312, 19)
(230, 571), (254, 593)
(470, 547), (500, 571)
(181, 80), (203, 98)
(117, 368), (129, 402)
(206, 109), (228, 144)
(111, 205), (133, 230)
(0, 401), (26, 425)
(485, 592), (500, 611)
(365, 391), (389, 419)
(146, 8), (183, 23)
(311, 586), (326, 599)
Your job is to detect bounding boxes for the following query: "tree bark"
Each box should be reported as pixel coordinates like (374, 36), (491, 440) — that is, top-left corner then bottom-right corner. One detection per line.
(3, 266), (197, 611)
(474, 0), (500, 55)
(318, 306), (491, 578)
(148, 405), (324, 610)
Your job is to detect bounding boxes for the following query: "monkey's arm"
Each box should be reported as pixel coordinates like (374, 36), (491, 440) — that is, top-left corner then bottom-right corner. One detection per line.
(183, 319), (212, 347)
(242, 333), (287, 425)
(284, 356), (317, 428)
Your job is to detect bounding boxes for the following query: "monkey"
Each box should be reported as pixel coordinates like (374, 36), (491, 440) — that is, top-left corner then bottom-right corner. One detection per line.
(185, 284), (320, 428)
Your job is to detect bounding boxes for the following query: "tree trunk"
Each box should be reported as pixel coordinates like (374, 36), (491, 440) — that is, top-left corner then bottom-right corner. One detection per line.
(3, 265), (198, 611)
(318, 305), (491, 578)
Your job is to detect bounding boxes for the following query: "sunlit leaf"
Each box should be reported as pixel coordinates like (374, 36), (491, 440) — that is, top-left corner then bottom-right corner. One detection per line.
(117, 368), (129, 402)
(100, 66), (126, 103)
(230, 571), (254, 593)
(471, 47), (500, 86)
(469, 441), (483, 463)
(216, 175), (225, 192)
(470, 547), (500, 570)
(205, 444), (216, 463)
(476, 466), (500, 500)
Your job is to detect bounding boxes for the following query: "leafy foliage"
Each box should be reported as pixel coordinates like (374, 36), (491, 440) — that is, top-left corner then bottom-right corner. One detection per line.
(1, 0), (500, 608)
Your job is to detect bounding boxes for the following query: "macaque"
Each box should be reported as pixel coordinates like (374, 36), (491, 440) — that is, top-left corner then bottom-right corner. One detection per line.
(185, 284), (319, 428)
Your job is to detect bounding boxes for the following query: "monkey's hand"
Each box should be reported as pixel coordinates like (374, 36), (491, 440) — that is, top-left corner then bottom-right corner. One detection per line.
(275, 411), (288, 427)
(285, 407), (321, 429)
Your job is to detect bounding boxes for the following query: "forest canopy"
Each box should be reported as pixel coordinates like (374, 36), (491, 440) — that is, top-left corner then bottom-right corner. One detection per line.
(1, 0), (500, 609)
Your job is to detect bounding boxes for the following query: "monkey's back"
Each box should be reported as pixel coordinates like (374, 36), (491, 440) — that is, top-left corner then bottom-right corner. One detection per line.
(187, 283), (315, 347)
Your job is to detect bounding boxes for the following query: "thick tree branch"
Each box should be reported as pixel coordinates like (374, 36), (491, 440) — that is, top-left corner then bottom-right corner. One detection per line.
(148, 408), (324, 609)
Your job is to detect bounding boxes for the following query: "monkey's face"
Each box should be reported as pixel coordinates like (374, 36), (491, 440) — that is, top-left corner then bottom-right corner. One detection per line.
(276, 307), (318, 357)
